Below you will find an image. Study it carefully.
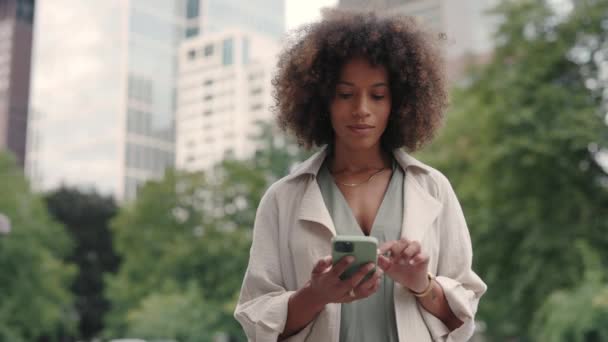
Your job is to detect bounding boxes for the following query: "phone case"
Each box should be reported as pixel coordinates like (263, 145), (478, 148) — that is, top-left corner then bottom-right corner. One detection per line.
(331, 235), (378, 281)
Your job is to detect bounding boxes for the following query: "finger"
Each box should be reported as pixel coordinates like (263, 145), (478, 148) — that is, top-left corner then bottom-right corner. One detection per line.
(336, 289), (358, 303)
(409, 252), (430, 266)
(357, 268), (383, 291)
(378, 241), (397, 255)
(331, 255), (355, 278)
(312, 255), (333, 274)
(357, 276), (382, 298)
(401, 241), (421, 261)
(344, 262), (376, 290)
(377, 254), (393, 271)
(389, 239), (409, 261)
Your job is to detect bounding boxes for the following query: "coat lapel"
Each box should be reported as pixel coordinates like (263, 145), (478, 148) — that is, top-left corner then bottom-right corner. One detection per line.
(297, 176), (337, 236)
(291, 147), (337, 236)
(392, 149), (443, 241)
(400, 173), (442, 241)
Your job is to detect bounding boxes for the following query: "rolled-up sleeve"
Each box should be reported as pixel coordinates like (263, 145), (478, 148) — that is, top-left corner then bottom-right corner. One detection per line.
(234, 186), (311, 341)
(419, 172), (487, 342)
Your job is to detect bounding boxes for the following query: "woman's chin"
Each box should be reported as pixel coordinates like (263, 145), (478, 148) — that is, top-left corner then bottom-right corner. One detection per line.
(338, 139), (382, 152)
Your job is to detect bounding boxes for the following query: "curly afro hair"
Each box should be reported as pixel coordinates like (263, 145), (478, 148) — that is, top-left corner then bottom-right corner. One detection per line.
(273, 8), (448, 152)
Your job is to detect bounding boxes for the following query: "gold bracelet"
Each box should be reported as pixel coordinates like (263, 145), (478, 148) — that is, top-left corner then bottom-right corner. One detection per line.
(410, 273), (435, 298)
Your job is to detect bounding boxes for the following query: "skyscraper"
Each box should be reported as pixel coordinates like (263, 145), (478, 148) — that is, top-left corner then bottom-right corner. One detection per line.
(184, 0), (285, 40)
(27, 0), (182, 200)
(337, 0), (499, 80)
(176, 29), (278, 172)
(26, 0), (286, 200)
(0, 0), (35, 168)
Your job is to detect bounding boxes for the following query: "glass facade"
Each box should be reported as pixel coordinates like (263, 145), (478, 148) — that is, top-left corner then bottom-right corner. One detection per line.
(205, 0), (284, 40)
(222, 38), (233, 66)
(16, 0), (35, 23)
(124, 0), (182, 200)
(27, 0), (286, 200)
(186, 0), (199, 19)
(27, 0), (186, 200)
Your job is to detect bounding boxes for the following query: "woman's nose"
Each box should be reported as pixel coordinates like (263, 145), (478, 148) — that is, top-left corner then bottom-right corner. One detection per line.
(352, 95), (371, 117)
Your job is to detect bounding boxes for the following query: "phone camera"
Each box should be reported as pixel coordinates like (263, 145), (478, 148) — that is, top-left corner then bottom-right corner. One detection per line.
(335, 241), (354, 253)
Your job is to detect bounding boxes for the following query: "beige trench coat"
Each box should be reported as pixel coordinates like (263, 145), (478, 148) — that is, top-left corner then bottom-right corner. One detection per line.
(234, 147), (487, 341)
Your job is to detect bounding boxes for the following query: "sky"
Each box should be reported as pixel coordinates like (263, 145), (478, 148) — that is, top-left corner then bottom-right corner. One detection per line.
(286, 0), (338, 31)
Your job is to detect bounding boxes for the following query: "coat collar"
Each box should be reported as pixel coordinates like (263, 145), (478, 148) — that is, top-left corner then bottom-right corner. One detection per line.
(292, 145), (442, 240)
(286, 145), (432, 181)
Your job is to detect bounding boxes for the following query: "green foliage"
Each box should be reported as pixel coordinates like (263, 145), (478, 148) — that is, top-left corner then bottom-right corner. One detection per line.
(531, 241), (608, 341)
(45, 187), (120, 340)
(0, 153), (77, 341)
(420, 0), (608, 340)
(105, 122), (312, 340)
(125, 283), (221, 342)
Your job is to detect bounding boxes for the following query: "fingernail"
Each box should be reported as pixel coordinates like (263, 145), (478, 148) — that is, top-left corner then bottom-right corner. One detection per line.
(409, 259), (415, 265)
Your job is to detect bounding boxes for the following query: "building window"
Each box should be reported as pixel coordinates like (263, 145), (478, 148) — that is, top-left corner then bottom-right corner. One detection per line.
(243, 37), (250, 64)
(250, 87), (262, 95)
(224, 148), (235, 158)
(188, 49), (196, 60)
(222, 38), (233, 66)
(203, 110), (212, 116)
(203, 79), (214, 86)
(248, 71), (263, 81)
(128, 74), (153, 104)
(250, 103), (263, 111)
(185, 27), (199, 38)
(204, 44), (214, 57)
(16, 0), (34, 24)
(186, 0), (200, 19)
(204, 94), (213, 101)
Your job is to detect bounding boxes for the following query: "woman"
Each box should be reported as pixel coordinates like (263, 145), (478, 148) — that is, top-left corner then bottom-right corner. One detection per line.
(234, 9), (486, 342)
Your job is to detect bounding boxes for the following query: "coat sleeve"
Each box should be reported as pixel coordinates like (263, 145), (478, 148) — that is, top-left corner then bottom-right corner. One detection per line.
(234, 185), (314, 341)
(419, 171), (487, 342)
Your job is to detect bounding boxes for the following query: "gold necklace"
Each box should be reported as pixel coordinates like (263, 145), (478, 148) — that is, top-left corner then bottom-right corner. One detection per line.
(333, 167), (390, 187)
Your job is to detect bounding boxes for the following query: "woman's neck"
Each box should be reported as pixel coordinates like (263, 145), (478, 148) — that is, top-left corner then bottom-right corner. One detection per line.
(329, 142), (392, 174)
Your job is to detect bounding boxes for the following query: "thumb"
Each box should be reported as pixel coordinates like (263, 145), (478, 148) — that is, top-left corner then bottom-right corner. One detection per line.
(312, 255), (332, 274)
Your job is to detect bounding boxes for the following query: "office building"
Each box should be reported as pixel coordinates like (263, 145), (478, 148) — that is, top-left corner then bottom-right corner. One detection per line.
(176, 28), (278, 172)
(27, 0), (181, 200)
(0, 0), (35, 168)
(337, 0), (499, 80)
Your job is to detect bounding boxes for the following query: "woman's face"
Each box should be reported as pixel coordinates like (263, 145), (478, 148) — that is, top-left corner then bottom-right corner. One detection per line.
(329, 57), (391, 151)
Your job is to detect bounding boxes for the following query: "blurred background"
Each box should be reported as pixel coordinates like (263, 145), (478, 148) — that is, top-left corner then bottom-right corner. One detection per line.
(0, 0), (607, 341)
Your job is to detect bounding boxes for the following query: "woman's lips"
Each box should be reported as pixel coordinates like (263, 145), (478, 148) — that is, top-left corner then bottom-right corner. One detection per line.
(347, 124), (375, 135)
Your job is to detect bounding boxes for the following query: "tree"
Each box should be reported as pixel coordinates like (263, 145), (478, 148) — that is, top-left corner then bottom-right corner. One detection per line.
(45, 187), (120, 340)
(0, 153), (76, 341)
(104, 121), (311, 341)
(420, 0), (608, 339)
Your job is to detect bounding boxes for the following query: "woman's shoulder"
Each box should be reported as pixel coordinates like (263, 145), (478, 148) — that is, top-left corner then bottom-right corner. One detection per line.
(395, 150), (456, 200)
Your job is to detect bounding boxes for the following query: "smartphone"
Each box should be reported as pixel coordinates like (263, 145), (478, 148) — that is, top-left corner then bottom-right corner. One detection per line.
(331, 235), (378, 281)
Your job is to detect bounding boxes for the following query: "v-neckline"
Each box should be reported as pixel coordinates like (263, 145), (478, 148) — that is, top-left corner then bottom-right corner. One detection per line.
(328, 161), (397, 236)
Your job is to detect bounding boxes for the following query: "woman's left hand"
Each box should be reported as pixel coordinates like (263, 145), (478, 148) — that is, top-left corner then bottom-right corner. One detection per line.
(377, 238), (430, 293)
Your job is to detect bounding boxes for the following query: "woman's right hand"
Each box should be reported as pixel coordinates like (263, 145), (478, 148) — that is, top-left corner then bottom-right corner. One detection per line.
(307, 255), (383, 305)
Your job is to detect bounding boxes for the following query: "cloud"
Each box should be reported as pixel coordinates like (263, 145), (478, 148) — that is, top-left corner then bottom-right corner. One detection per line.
(28, 0), (124, 195)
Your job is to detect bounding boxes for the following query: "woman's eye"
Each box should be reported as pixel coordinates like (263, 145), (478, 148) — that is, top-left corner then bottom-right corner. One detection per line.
(338, 93), (353, 99)
(372, 94), (385, 100)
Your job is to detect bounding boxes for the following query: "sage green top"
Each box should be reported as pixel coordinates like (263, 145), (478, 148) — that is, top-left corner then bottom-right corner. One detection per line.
(317, 157), (404, 342)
